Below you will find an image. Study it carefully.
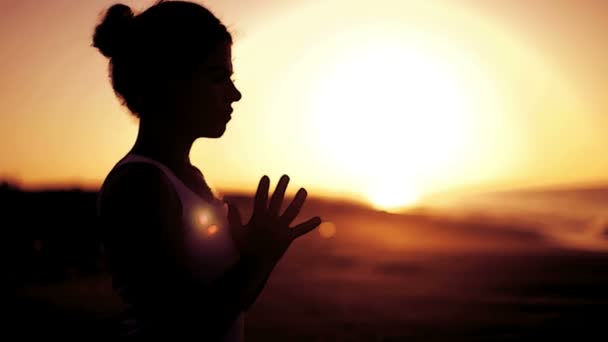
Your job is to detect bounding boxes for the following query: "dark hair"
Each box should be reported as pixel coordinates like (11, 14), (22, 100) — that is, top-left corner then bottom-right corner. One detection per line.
(92, 1), (232, 118)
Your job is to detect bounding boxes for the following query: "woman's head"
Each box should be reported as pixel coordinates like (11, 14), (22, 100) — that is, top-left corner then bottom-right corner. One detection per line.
(92, 0), (241, 138)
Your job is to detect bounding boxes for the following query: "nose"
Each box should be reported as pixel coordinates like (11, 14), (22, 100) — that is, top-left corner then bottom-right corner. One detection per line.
(231, 81), (242, 102)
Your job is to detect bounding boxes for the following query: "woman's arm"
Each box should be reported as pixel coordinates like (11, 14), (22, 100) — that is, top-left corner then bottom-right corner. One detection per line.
(98, 164), (275, 338)
(99, 166), (320, 339)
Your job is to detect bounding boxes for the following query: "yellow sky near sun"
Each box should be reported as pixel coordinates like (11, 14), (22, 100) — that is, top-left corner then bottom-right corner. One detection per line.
(1, 0), (607, 209)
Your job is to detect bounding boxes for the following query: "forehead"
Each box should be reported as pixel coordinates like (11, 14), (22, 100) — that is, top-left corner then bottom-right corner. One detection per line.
(202, 41), (233, 69)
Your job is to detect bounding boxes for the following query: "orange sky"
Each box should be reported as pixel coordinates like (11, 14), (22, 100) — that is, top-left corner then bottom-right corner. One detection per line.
(1, 0), (607, 208)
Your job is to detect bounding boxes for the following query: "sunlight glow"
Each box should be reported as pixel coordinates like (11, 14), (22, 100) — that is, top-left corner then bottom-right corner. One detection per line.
(368, 182), (420, 211)
(216, 0), (590, 203)
(310, 40), (474, 210)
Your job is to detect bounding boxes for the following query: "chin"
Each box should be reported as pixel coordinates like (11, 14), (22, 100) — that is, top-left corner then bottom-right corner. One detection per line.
(201, 127), (226, 138)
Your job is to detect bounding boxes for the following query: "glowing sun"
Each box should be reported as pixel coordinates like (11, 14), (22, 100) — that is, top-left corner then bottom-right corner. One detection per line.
(310, 41), (474, 211)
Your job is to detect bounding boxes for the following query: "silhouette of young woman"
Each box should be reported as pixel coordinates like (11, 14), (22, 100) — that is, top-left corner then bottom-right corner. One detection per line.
(93, 1), (322, 340)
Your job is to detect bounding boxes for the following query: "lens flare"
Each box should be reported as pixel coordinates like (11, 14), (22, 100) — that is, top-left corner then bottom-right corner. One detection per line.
(198, 212), (210, 225)
(319, 221), (337, 239)
(206, 224), (219, 236)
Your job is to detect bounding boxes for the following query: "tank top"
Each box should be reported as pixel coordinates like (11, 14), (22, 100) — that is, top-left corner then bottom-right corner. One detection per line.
(97, 153), (244, 341)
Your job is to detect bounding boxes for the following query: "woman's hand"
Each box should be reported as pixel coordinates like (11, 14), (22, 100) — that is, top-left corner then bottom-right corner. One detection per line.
(226, 175), (321, 263)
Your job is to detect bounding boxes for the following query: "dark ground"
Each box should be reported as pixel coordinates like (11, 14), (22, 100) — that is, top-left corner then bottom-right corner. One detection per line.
(6, 184), (608, 341)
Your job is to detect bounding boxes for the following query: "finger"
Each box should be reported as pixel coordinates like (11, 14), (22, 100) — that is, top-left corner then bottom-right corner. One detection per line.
(268, 174), (289, 217)
(279, 187), (307, 226)
(290, 216), (322, 239)
(252, 175), (269, 222)
(226, 202), (243, 229)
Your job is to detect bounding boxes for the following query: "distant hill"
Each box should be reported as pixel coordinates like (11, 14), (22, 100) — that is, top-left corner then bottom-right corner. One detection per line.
(2, 182), (101, 284)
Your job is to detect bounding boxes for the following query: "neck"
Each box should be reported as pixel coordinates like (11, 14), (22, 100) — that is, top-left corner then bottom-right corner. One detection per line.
(130, 119), (195, 169)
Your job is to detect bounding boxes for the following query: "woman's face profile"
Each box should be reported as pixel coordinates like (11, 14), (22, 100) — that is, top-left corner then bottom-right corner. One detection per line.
(175, 41), (242, 139)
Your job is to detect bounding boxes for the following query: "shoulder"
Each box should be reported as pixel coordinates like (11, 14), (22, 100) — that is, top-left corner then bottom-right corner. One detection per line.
(98, 162), (181, 219)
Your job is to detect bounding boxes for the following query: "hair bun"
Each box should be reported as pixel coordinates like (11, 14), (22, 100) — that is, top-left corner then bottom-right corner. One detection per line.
(92, 4), (134, 58)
